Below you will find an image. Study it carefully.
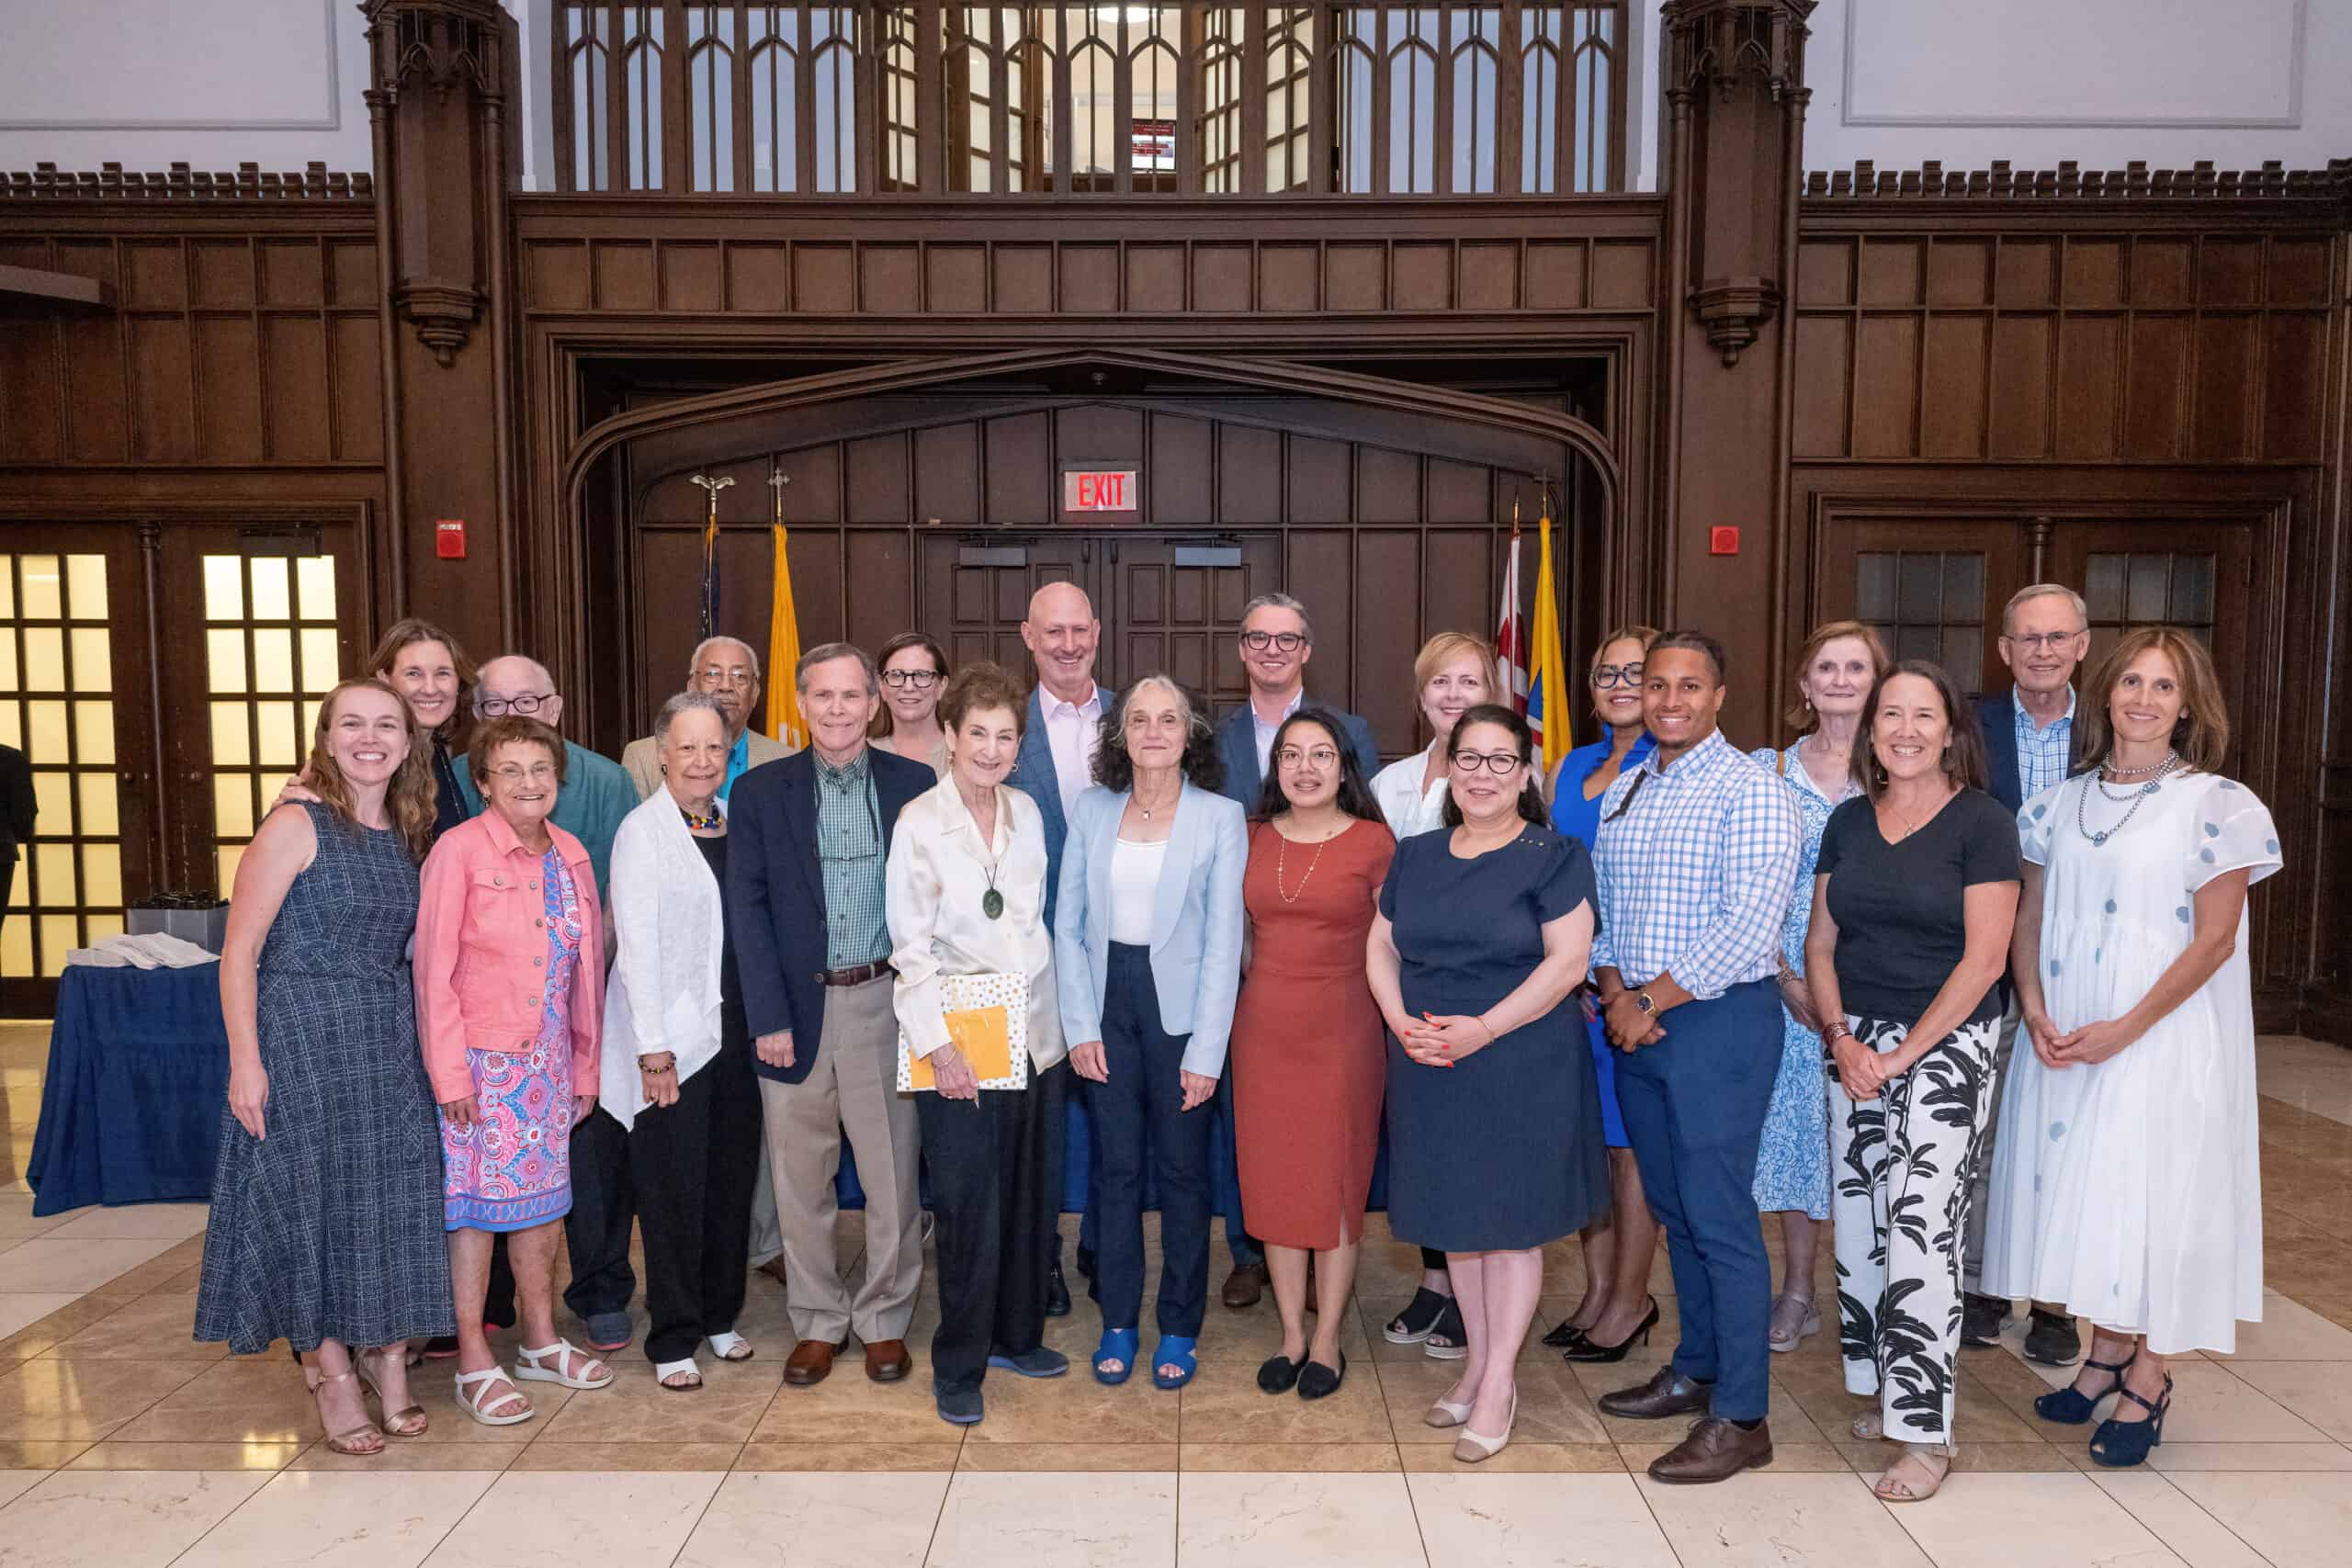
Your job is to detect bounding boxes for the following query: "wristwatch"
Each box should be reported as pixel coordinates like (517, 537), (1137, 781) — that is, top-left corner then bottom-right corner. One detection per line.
(1634, 991), (1657, 1018)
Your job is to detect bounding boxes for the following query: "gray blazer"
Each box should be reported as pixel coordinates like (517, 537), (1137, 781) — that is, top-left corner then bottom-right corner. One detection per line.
(1052, 779), (1247, 1079)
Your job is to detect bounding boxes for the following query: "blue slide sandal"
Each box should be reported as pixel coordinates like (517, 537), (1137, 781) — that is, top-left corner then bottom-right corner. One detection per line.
(1151, 1336), (1198, 1391)
(1093, 1326), (1139, 1386)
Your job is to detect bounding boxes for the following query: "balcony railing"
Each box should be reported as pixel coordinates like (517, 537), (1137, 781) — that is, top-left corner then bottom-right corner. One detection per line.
(550, 4), (1628, 197)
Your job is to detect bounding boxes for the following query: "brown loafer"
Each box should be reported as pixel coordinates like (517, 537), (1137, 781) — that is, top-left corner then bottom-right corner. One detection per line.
(1221, 1262), (1269, 1310)
(864, 1338), (913, 1382)
(1646, 1416), (1773, 1483)
(783, 1337), (849, 1387)
(1597, 1364), (1713, 1421)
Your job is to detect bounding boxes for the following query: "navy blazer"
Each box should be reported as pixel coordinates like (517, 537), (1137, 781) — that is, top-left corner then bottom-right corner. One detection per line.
(725, 744), (935, 1086)
(1009, 682), (1103, 931)
(1975, 687), (2082, 814)
(1214, 698), (1380, 811)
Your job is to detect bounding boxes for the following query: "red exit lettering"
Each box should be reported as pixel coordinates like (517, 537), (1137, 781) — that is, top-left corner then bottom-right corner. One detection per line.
(1063, 469), (1139, 513)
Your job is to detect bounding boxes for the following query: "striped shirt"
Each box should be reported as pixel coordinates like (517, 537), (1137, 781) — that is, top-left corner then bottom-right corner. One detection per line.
(2013, 685), (2076, 803)
(814, 748), (891, 968)
(1589, 728), (1803, 998)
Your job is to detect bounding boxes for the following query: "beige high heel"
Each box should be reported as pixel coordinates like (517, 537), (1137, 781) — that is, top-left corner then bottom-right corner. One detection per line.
(305, 1366), (386, 1456)
(355, 1347), (429, 1437)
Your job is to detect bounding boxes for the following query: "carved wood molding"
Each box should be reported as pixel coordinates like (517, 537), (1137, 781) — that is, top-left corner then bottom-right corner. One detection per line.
(1804, 158), (2352, 204)
(0, 162), (374, 200)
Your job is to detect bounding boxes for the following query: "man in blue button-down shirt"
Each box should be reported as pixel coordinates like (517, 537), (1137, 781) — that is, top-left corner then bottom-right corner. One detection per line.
(1589, 631), (1802, 1484)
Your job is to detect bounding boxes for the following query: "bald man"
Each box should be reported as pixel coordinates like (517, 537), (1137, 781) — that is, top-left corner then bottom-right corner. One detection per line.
(621, 636), (794, 804)
(1007, 580), (1107, 1318)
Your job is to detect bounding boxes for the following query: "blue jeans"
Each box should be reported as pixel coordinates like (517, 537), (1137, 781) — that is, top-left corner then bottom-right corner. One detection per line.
(1085, 943), (1212, 1338)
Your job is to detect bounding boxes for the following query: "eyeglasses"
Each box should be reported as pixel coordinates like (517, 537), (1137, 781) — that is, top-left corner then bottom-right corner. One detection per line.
(695, 665), (757, 689)
(881, 668), (942, 690)
(2001, 631), (2085, 652)
(476, 693), (550, 716)
(1273, 746), (1340, 770)
(1589, 662), (1644, 689)
(490, 762), (559, 784)
(1450, 750), (1524, 775)
(1240, 630), (1307, 654)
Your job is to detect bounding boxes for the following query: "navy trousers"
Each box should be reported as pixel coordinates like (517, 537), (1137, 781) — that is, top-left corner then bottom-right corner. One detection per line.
(1612, 978), (1781, 1423)
(1086, 943), (1212, 1338)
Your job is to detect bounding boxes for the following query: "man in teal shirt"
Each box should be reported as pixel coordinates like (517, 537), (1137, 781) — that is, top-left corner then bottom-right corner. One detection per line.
(456, 655), (636, 896)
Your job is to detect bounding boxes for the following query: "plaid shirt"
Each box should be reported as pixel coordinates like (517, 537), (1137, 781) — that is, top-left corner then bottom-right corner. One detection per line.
(2013, 684), (2076, 802)
(814, 748), (891, 968)
(1590, 728), (1803, 998)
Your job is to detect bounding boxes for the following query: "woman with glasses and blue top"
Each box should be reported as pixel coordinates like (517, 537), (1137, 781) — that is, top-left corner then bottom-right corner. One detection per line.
(1055, 675), (1247, 1391)
(873, 630), (953, 776)
(1370, 704), (1608, 1463)
(1542, 626), (1664, 1363)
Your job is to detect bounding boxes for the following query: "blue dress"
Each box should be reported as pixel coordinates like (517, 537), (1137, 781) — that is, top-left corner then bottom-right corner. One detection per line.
(1380, 826), (1610, 1251)
(1747, 742), (1842, 1220)
(1550, 733), (1655, 1149)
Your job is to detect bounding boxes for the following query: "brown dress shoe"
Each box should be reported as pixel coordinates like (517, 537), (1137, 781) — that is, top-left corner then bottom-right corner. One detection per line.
(1646, 1416), (1773, 1483)
(1597, 1364), (1713, 1420)
(783, 1337), (849, 1387)
(864, 1338), (914, 1382)
(1221, 1262), (1269, 1310)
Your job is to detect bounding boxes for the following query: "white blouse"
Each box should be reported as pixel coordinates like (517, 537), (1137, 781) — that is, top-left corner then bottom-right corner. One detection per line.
(885, 778), (1067, 1071)
(1371, 743), (1449, 838)
(1108, 836), (1167, 944)
(599, 788), (728, 1133)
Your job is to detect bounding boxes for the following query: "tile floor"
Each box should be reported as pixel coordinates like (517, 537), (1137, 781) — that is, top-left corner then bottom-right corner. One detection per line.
(4, 1021), (2349, 1566)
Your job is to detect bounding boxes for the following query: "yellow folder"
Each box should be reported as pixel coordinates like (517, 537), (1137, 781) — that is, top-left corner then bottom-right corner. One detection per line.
(904, 1003), (1016, 1090)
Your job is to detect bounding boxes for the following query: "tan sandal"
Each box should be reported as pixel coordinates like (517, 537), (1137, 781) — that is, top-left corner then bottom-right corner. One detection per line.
(355, 1348), (429, 1437)
(1873, 1444), (1953, 1502)
(305, 1366), (386, 1456)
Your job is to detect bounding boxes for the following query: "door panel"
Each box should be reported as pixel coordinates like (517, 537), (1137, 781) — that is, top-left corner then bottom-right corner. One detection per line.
(2043, 522), (2255, 740)
(919, 535), (1102, 679)
(1815, 518), (2031, 694)
(1102, 535), (1283, 707)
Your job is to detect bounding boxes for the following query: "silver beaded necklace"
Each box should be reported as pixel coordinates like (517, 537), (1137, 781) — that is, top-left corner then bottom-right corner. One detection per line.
(2074, 751), (2179, 846)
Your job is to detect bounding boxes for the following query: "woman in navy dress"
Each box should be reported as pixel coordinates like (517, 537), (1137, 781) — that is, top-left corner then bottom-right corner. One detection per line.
(1370, 705), (1608, 1464)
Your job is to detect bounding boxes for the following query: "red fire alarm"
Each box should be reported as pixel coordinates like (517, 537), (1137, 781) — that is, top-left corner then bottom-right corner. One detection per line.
(436, 519), (467, 559)
(1709, 525), (1739, 556)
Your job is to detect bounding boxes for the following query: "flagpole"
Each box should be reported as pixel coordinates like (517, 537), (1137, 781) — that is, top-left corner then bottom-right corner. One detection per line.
(688, 473), (734, 641)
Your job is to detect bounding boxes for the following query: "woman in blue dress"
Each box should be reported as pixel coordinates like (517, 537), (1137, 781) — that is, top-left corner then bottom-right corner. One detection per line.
(1747, 620), (1885, 1352)
(1543, 626), (1664, 1359)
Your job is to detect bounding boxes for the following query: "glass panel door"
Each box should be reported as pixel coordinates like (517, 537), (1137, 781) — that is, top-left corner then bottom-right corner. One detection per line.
(1814, 518), (2030, 695)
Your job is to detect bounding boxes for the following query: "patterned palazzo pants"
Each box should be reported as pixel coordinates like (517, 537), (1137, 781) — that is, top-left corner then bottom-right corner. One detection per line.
(1828, 1014), (2002, 1447)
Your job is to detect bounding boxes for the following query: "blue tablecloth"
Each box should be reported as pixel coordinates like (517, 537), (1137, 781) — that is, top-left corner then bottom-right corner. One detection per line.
(27, 963), (230, 1216)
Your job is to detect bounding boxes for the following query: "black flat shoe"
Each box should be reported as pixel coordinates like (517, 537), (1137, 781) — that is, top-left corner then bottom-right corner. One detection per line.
(1044, 1260), (1071, 1319)
(1257, 1353), (1303, 1394)
(1297, 1350), (1346, 1400)
(1562, 1296), (1660, 1364)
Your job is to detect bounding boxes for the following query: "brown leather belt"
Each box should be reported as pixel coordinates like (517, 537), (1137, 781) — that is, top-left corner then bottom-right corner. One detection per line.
(817, 959), (893, 987)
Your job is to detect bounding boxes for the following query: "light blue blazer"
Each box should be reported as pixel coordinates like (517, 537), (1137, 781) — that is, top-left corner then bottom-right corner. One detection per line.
(1053, 780), (1248, 1079)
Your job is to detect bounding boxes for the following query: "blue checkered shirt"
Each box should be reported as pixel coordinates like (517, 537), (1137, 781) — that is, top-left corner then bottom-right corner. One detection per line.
(1589, 728), (1803, 998)
(2013, 685), (2076, 802)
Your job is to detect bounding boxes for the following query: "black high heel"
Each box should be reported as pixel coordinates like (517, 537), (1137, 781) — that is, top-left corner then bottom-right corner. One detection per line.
(1542, 1316), (1595, 1349)
(2035, 1354), (2130, 1425)
(2090, 1370), (2173, 1468)
(1561, 1296), (1659, 1364)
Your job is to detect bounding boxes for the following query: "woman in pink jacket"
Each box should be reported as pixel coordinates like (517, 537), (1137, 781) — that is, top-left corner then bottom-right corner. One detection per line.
(415, 715), (613, 1425)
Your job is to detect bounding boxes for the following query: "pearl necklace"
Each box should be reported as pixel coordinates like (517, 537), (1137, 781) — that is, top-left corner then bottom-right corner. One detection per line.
(2075, 754), (2179, 846)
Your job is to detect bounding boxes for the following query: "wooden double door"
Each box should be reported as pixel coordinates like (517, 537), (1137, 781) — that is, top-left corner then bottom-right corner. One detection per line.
(0, 518), (365, 1013)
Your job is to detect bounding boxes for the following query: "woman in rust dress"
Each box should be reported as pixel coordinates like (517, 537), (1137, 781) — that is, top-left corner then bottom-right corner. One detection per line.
(1232, 707), (1396, 1401)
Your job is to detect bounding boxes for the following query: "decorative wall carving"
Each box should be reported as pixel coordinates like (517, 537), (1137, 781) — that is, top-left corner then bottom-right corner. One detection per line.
(0, 161), (373, 199)
(1804, 157), (2352, 202)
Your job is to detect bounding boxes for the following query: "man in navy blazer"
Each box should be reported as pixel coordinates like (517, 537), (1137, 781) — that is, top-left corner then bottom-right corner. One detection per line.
(1964, 583), (2089, 1367)
(729, 642), (934, 1389)
(1006, 581), (1109, 1314)
(1207, 592), (1380, 1309)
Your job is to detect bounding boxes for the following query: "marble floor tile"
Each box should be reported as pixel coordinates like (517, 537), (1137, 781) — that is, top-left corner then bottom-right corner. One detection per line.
(529, 1383), (772, 1446)
(1175, 1471), (1423, 1568)
(1408, 1471), (1679, 1567)
(38, 1205), (209, 1243)
(505, 1441), (743, 1471)
(0, 1358), (205, 1441)
(956, 1442), (1177, 1471)
(1182, 1441), (1401, 1472)
(36, 1292), (228, 1362)
(2090, 1473), (2273, 1568)
(0, 1195), (79, 1242)
(0, 1468), (272, 1567)
(0, 1237), (182, 1295)
(1376, 1356), (1610, 1446)
(676, 1471), (947, 1568)
(2159, 1361), (2331, 1443)
(2213, 1359), (2352, 1439)
(732, 1442), (960, 1472)
(1883, 1470), (2188, 1568)
(2165, 1470), (2352, 1568)
(1174, 1355), (1393, 1444)
(100, 1359), (329, 1445)
(956, 1366), (1182, 1447)
(2208, 1292), (2352, 1360)
(0, 1295), (80, 1342)
(925, 1469), (1174, 1568)
(1395, 1441), (1623, 1473)
(1635, 1470), (1934, 1567)
(2143, 1440), (2352, 1472)
(419, 1469), (724, 1567)
(0, 1468), (46, 1507)
(289, 1439), (531, 1472)
(174, 1468), (500, 1568)
(747, 1367), (966, 1446)
(60, 1439), (298, 1471)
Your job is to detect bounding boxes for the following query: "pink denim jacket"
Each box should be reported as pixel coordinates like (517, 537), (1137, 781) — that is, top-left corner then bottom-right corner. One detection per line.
(414, 809), (605, 1105)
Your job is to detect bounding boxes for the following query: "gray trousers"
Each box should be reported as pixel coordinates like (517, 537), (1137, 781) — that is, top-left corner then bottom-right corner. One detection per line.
(756, 975), (923, 1344)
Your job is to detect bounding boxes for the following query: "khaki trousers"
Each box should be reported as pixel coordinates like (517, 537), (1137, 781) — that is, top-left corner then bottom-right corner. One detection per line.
(757, 975), (922, 1344)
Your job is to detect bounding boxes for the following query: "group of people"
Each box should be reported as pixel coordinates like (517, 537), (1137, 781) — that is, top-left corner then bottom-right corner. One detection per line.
(193, 577), (2277, 1495)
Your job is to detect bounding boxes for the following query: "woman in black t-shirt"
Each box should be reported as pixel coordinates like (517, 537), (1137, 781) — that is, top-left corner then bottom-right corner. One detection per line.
(1804, 660), (2021, 1505)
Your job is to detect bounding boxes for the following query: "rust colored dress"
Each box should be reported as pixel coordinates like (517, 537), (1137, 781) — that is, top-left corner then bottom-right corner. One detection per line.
(1231, 818), (1397, 1250)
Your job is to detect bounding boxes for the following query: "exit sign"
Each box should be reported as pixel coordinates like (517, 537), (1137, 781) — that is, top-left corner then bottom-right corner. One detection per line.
(1062, 468), (1139, 513)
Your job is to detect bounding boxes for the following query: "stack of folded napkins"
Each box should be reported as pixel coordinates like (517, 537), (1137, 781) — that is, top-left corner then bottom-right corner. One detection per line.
(64, 933), (221, 969)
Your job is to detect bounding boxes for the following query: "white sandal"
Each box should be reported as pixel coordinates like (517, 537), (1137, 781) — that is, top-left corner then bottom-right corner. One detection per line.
(654, 1358), (703, 1392)
(454, 1365), (535, 1426)
(707, 1332), (753, 1362)
(514, 1338), (615, 1390)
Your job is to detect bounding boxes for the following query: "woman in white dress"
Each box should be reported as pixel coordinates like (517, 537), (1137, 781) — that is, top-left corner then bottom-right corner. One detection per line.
(1982, 627), (2280, 1468)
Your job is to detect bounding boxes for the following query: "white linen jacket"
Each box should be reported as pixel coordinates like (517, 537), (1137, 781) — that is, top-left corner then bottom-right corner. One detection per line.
(598, 786), (729, 1131)
(886, 777), (1067, 1073)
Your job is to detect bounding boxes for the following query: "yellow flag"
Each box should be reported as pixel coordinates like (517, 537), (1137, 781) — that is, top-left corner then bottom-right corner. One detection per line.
(764, 524), (807, 749)
(1529, 505), (1569, 778)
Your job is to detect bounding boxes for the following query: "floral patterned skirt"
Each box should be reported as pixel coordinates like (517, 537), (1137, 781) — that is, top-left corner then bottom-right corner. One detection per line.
(441, 1036), (574, 1233)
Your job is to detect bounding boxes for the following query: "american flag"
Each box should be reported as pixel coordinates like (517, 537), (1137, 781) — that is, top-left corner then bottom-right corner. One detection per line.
(1495, 513), (1531, 716)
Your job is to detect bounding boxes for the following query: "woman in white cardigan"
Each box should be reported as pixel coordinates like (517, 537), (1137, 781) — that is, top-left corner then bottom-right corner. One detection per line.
(887, 661), (1069, 1427)
(600, 693), (763, 1390)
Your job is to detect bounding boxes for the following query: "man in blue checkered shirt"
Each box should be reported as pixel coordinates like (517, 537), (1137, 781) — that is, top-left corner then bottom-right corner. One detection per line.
(1588, 630), (1803, 1484)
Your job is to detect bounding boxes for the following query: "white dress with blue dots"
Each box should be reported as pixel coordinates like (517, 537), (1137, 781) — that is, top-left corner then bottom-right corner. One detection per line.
(1979, 771), (2280, 1354)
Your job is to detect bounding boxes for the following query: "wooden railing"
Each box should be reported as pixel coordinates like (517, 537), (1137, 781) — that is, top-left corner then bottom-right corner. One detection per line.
(550, 3), (1629, 197)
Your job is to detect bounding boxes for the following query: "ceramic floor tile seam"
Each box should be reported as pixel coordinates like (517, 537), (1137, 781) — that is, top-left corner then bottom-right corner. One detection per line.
(2112, 1470), (2289, 1568)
